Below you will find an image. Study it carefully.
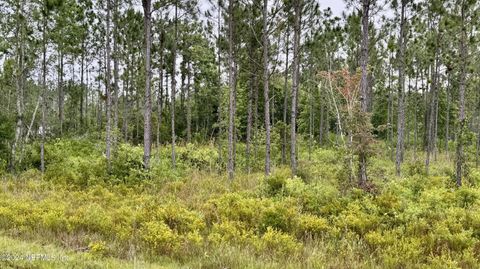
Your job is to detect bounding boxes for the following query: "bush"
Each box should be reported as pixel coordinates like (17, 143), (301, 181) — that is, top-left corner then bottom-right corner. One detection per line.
(257, 227), (301, 256)
(296, 214), (330, 238)
(207, 220), (255, 246)
(178, 143), (219, 171)
(139, 221), (181, 255)
(204, 193), (263, 229)
(151, 203), (205, 234)
(45, 155), (106, 186)
(111, 143), (145, 182)
(455, 188), (480, 208)
(259, 199), (298, 233)
(263, 168), (290, 196)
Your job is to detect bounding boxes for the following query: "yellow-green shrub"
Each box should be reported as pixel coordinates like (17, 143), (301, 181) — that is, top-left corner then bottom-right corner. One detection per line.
(256, 227), (301, 256)
(296, 214), (330, 238)
(139, 221), (181, 254)
(204, 193), (263, 229)
(259, 199), (298, 233)
(207, 220), (255, 246)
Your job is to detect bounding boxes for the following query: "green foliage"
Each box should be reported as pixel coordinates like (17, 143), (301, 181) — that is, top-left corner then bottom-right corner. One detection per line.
(3, 143), (480, 267)
(263, 168), (290, 196)
(111, 143), (145, 183)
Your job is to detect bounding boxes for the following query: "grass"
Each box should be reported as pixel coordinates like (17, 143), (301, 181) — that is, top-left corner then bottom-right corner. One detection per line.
(1, 138), (480, 268)
(0, 233), (179, 269)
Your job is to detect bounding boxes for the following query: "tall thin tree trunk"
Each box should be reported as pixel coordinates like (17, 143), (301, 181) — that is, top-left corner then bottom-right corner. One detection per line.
(253, 68), (259, 160)
(290, 0), (301, 175)
(157, 36), (164, 151)
(246, 45), (254, 173)
(445, 73), (450, 158)
(282, 28), (289, 164)
(80, 44), (85, 128)
(86, 64), (90, 128)
(262, 0), (271, 175)
(426, 37), (440, 176)
(40, 7), (47, 173)
(123, 52), (131, 142)
(186, 62), (192, 143)
(395, 0), (407, 176)
(171, 4), (178, 169)
(216, 0), (223, 166)
(12, 0), (25, 171)
(105, 0), (113, 172)
(112, 0), (120, 146)
(387, 56), (393, 161)
(456, 2), (467, 187)
(58, 51), (64, 135)
(227, 0), (236, 180)
(413, 69), (418, 160)
(308, 84), (313, 161)
(358, 0), (371, 186)
(142, 0), (152, 169)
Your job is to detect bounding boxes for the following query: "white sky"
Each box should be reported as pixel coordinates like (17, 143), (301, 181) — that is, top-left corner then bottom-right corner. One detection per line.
(320, 0), (348, 16)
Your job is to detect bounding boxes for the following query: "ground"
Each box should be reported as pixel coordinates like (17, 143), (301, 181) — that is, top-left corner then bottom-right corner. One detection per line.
(0, 138), (480, 268)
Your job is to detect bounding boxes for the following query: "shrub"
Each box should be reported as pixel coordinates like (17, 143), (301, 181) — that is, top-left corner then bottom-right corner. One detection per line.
(67, 203), (113, 235)
(364, 230), (396, 249)
(204, 193), (262, 229)
(259, 199), (298, 233)
(45, 155), (105, 186)
(111, 143), (145, 182)
(263, 168), (290, 196)
(88, 241), (109, 257)
(257, 227), (301, 256)
(296, 214), (330, 238)
(152, 203), (205, 234)
(380, 238), (423, 268)
(139, 221), (181, 255)
(285, 179), (342, 216)
(455, 188), (480, 208)
(335, 200), (379, 235)
(178, 143), (219, 171)
(207, 220), (255, 246)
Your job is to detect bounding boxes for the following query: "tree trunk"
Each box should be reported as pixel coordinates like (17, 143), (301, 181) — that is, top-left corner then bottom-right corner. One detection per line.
(308, 84), (313, 161)
(425, 38), (440, 176)
(157, 37), (164, 151)
(413, 70), (418, 160)
(216, 0), (223, 166)
(456, 3), (467, 187)
(142, 0), (152, 169)
(12, 0), (25, 171)
(387, 55), (393, 161)
(187, 62), (192, 143)
(395, 0), (407, 176)
(358, 0), (371, 186)
(227, 0), (236, 180)
(105, 0), (113, 172)
(290, 0), (301, 175)
(262, 0), (271, 175)
(171, 4), (178, 169)
(112, 0), (120, 146)
(80, 43), (85, 128)
(40, 6), (47, 173)
(123, 52), (131, 142)
(282, 28), (289, 164)
(445, 73), (450, 158)
(246, 44), (254, 173)
(58, 51), (64, 135)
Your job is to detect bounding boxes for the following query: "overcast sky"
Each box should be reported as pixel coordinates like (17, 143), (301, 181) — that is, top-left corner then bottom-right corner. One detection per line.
(320, 0), (348, 16)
